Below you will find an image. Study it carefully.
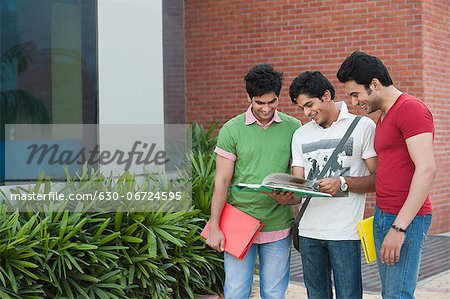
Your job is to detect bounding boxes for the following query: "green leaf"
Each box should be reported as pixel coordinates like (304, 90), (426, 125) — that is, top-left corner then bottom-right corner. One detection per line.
(58, 211), (69, 241)
(180, 263), (190, 285)
(96, 283), (123, 290)
(67, 277), (90, 299)
(7, 237), (27, 248)
(128, 265), (135, 285)
(9, 259), (38, 269)
(157, 238), (169, 259)
(5, 262), (18, 294)
(0, 270), (7, 287)
(98, 269), (121, 282)
(121, 236), (143, 243)
(130, 256), (149, 263)
(62, 217), (88, 243)
(16, 215), (36, 239)
(114, 210), (123, 232)
(61, 279), (75, 299)
(153, 227), (184, 246)
(121, 248), (133, 264)
(98, 232), (120, 245)
(123, 221), (141, 236)
(93, 287), (111, 299)
(136, 263), (150, 278)
(95, 251), (119, 259)
(63, 251), (84, 273)
(70, 273), (100, 283)
(93, 218), (111, 240)
(70, 243), (98, 250)
(10, 264), (39, 280)
(0, 289), (14, 299)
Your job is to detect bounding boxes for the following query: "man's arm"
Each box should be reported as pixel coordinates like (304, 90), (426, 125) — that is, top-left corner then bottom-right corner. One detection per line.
(207, 155), (235, 252)
(380, 132), (436, 265)
(316, 156), (377, 196)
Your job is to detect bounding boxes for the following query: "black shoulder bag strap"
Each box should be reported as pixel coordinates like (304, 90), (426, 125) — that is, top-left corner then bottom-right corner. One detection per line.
(292, 116), (362, 251)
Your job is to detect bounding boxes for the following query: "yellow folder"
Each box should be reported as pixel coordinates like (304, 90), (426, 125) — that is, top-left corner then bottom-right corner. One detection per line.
(357, 216), (377, 263)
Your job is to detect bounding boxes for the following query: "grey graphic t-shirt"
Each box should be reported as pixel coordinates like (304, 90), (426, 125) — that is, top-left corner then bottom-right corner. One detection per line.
(291, 102), (376, 240)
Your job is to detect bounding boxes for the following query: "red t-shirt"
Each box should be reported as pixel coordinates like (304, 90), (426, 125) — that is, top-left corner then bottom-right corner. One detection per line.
(375, 93), (434, 215)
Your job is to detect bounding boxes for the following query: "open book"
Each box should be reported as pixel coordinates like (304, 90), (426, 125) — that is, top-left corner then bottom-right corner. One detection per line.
(235, 173), (332, 198)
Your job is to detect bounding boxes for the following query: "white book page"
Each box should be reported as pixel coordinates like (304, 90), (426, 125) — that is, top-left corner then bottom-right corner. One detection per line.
(237, 183), (262, 189)
(262, 173), (316, 191)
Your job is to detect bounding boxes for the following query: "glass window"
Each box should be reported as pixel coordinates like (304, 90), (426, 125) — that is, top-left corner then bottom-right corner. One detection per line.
(0, 0), (98, 182)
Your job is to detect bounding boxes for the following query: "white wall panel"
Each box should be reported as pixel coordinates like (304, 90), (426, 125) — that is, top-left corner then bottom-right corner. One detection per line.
(98, 0), (164, 124)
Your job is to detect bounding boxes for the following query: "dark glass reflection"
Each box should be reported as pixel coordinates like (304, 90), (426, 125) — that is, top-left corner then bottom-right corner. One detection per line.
(0, 0), (98, 182)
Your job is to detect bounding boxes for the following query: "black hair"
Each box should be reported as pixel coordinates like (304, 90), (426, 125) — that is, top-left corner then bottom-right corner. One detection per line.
(289, 71), (335, 104)
(337, 51), (393, 88)
(244, 64), (283, 99)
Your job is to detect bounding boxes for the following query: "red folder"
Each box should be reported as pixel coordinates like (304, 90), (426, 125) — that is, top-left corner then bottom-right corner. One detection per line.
(201, 203), (264, 260)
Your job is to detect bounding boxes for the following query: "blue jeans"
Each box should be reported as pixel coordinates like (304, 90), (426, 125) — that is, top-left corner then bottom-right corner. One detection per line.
(299, 236), (362, 299)
(374, 206), (432, 299)
(224, 234), (291, 299)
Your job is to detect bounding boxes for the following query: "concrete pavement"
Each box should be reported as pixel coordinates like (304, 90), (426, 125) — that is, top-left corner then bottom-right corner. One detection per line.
(198, 269), (449, 298)
(250, 269), (450, 298)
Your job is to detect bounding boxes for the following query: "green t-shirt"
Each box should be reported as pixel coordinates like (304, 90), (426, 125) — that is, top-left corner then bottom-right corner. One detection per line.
(216, 112), (301, 232)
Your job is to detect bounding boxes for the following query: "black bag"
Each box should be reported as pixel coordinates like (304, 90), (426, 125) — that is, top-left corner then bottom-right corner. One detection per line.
(292, 116), (362, 251)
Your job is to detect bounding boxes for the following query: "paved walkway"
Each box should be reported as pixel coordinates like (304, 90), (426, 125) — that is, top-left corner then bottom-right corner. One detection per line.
(201, 234), (450, 298)
(289, 235), (450, 293)
(199, 268), (450, 299)
(251, 269), (450, 298)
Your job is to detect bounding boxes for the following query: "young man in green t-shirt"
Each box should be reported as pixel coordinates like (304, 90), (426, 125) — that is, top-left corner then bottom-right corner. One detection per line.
(206, 64), (300, 298)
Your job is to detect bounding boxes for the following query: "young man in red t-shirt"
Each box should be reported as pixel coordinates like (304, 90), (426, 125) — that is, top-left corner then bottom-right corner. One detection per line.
(337, 51), (436, 299)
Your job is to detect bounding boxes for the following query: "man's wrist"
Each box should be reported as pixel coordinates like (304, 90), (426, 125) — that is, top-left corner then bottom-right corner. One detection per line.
(209, 217), (221, 228)
(391, 224), (407, 233)
(339, 176), (348, 192)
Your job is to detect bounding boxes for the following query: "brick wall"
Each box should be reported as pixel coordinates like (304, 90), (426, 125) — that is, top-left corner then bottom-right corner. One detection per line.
(185, 0), (449, 234)
(421, 0), (450, 233)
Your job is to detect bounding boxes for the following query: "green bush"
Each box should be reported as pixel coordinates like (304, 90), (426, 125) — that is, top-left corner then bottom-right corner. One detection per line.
(0, 122), (225, 298)
(191, 122), (218, 155)
(0, 169), (223, 298)
(191, 122), (219, 216)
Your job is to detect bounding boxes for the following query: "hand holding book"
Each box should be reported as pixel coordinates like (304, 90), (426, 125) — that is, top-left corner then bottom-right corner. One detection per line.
(315, 177), (343, 197)
(206, 225), (225, 252)
(262, 190), (301, 206)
